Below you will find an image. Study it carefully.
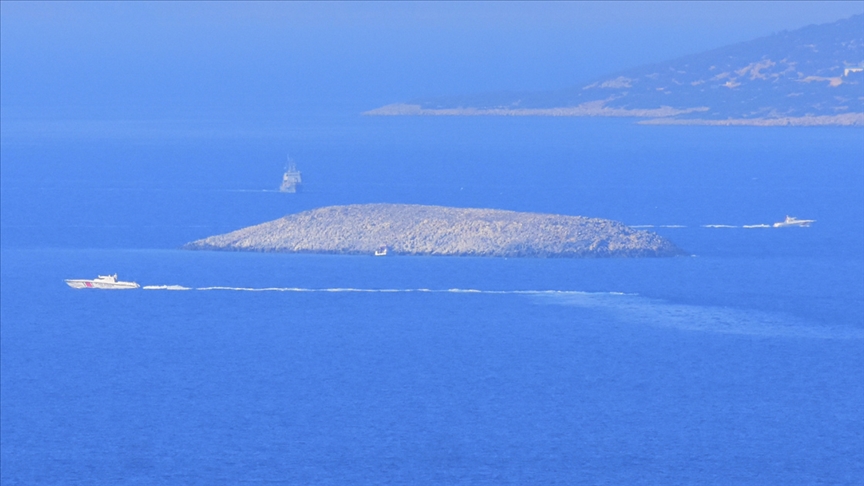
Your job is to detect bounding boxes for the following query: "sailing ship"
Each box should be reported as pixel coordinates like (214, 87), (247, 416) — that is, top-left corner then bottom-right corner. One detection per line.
(280, 156), (302, 193)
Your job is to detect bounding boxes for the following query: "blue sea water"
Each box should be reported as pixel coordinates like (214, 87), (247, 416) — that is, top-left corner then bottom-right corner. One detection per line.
(1, 115), (863, 484)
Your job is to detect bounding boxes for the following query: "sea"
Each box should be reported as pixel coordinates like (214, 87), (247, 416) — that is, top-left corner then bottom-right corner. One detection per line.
(1, 113), (862, 484)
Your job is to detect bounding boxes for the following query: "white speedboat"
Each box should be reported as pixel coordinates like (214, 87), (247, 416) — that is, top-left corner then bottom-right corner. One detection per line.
(65, 274), (140, 289)
(773, 216), (815, 228)
(374, 246), (388, 256)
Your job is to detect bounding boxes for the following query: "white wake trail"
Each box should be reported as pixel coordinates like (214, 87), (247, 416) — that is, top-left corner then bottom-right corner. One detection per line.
(632, 223), (777, 229)
(141, 285), (630, 296)
(141, 285), (856, 339)
(538, 293), (863, 340)
(631, 225), (688, 228)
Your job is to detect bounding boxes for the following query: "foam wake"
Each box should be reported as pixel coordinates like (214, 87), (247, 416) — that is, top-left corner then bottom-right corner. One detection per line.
(140, 284), (858, 339)
(142, 285), (628, 296)
(631, 225), (688, 228)
(537, 292), (863, 340)
(224, 189), (280, 193)
(631, 223), (778, 229)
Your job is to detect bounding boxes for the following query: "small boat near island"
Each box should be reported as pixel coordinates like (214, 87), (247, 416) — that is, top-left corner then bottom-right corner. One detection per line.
(280, 156), (302, 193)
(773, 216), (815, 228)
(374, 246), (389, 256)
(65, 274), (140, 289)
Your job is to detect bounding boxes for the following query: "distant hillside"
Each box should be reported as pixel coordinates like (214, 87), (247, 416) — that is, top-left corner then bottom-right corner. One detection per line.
(367, 15), (864, 126)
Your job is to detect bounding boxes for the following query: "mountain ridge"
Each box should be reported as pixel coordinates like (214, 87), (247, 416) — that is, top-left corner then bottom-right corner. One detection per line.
(366, 15), (864, 125)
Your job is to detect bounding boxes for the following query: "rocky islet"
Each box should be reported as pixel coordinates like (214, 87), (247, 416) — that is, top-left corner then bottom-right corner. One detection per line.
(184, 204), (685, 258)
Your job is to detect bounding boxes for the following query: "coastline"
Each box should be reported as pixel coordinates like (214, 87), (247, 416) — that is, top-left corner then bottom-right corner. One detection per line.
(364, 103), (863, 127)
(638, 114), (864, 127)
(363, 102), (708, 118)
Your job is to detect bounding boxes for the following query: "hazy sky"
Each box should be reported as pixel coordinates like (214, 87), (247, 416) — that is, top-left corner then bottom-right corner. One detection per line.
(2, 1), (862, 119)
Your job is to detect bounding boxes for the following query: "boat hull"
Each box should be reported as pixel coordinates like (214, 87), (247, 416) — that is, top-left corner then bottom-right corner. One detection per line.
(65, 280), (140, 289)
(773, 221), (814, 228)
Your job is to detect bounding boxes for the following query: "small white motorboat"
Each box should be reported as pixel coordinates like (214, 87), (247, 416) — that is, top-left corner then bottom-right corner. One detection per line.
(773, 216), (815, 228)
(65, 274), (140, 289)
(374, 246), (388, 256)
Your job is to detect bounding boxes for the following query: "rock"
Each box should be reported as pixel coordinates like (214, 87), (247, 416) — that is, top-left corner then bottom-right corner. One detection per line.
(184, 204), (685, 258)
